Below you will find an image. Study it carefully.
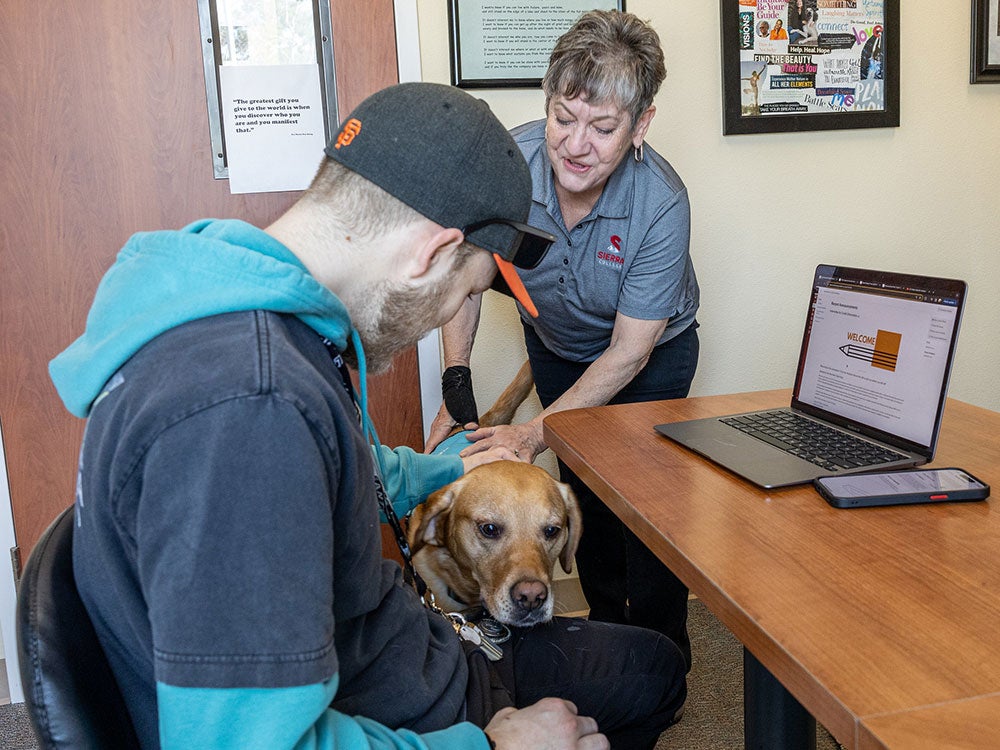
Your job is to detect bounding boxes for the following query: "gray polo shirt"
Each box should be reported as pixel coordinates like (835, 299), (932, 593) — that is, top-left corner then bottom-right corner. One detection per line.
(511, 119), (699, 362)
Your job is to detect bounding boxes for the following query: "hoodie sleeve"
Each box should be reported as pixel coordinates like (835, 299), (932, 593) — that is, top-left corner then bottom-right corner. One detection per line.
(373, 446), (463, 518)
(157, 680), (490, 750)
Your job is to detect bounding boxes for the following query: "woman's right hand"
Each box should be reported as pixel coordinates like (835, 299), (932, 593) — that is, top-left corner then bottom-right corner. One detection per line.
(424, 402), (462, 454)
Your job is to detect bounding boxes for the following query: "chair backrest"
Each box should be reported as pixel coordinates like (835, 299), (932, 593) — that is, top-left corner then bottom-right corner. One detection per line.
(16, 506), (140, 749)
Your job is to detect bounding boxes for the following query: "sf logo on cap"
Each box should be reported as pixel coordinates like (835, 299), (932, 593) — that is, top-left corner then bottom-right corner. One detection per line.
(334, 118), (362, 149)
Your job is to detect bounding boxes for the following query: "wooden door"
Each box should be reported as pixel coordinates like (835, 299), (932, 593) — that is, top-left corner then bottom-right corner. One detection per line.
(0, 0), (418, 561)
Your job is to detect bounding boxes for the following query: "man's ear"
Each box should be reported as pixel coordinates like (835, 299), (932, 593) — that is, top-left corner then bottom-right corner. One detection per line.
(407, 226), (465, 282)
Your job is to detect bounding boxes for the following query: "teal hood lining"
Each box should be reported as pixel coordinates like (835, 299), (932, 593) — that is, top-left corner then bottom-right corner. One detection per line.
(49, 219), (356, 418)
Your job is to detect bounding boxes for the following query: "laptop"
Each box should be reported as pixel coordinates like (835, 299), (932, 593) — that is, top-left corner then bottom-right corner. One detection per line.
(655, 264), (967, 488)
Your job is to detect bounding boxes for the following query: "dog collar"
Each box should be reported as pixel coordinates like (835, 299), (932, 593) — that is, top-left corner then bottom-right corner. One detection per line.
(447, 586), (474, 607)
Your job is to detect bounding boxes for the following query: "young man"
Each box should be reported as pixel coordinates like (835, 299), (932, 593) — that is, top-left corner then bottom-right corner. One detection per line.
(50, 83), (685, 750)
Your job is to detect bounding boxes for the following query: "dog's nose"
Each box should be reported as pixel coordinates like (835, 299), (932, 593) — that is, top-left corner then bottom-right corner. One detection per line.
(510, 579), (548, 611)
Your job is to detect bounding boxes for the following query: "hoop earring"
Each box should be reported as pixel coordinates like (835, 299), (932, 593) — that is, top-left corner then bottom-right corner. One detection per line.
(633, 143), (644, 163)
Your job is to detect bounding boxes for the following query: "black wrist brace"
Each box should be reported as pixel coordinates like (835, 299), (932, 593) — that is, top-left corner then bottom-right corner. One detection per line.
(442, 365), (478, 426)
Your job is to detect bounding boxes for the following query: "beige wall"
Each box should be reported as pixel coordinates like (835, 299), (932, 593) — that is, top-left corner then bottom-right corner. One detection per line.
(416, 0), (1000, 449)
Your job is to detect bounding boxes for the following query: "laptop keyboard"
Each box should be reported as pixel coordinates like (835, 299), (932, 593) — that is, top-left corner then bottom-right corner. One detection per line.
(721, 411), (908, 472)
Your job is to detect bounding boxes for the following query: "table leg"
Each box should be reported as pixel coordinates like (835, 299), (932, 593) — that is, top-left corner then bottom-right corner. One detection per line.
(744, 647), (816, 750)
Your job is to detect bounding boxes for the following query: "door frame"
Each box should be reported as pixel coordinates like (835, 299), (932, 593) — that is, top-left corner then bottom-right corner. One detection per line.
(1, 419), (23, 703)
(392, 0), (445, 442)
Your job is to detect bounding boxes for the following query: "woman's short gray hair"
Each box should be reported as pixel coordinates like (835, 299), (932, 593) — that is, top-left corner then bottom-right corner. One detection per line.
(542, 10), (666, 127)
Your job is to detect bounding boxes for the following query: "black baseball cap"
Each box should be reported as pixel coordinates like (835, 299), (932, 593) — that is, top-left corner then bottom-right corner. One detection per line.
(324, 82), (553, 317)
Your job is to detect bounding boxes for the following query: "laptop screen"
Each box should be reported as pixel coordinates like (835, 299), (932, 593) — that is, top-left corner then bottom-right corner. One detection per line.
(791, 265), (967, 455)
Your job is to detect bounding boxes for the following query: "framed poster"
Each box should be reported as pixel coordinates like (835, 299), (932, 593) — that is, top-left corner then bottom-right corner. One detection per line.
(721, 0), (900, 135)
(449, 0), (624, 89)
(971, 0), (1000, 82)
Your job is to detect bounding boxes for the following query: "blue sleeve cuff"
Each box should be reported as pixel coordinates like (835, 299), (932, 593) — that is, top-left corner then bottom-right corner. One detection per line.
(373, 445), (463, 517)
(158, 680), (490, 750)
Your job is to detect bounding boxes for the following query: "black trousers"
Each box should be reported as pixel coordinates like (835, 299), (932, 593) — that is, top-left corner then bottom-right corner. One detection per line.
(468, 616), (687, 750)
(524, 322), (700, 670)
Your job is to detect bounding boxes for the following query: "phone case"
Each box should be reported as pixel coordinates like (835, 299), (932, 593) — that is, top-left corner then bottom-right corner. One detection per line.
(814, 468), (990, 509)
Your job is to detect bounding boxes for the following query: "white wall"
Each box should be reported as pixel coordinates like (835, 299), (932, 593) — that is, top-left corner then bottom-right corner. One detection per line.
(414, 1), (1000, 424)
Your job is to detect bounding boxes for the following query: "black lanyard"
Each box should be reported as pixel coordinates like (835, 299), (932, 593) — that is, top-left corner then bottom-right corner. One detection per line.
(320, 342), (511, 657)
(322, 338), (430, 600)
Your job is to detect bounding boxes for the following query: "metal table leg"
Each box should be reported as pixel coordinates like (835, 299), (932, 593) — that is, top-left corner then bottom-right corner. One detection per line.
(744, 647), (816, 750)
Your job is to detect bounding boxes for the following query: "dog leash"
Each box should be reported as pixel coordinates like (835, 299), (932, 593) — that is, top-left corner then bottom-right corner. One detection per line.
(322, 338), (509, 659)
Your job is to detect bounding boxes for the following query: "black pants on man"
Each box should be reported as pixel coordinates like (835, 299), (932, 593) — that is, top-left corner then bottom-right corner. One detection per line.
(468, 616), (687, 750)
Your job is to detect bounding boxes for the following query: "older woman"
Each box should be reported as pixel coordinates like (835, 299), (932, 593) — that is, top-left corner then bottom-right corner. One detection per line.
(429, 10), (700, 670)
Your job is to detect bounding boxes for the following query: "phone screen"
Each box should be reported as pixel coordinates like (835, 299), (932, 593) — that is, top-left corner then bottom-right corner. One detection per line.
(819, 469), (985, 499)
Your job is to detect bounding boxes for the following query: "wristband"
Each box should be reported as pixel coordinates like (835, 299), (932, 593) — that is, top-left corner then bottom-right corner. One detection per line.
(442, 365), (478, 426)
(483, 731), (497, 750)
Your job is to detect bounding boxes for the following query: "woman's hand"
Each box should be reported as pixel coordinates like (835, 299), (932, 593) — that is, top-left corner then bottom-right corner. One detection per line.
(424, 402), (465, 454)
(459, 420), (546, 464)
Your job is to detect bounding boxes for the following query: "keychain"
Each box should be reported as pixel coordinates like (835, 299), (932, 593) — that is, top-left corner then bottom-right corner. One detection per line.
(476, 617), (511, 644)
(448, 612), (504, 661)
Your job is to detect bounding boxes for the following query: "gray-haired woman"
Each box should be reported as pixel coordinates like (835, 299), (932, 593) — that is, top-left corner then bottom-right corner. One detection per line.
(431, 9), (700, 675)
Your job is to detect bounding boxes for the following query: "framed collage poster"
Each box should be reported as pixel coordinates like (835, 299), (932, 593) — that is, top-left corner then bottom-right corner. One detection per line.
(449, 0), (624, 88)
(721, 0), (900, 134)
(971, 0), (1000, 82)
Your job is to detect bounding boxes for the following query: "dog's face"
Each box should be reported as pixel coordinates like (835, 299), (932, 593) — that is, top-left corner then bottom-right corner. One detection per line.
(408, 461), (581, 627)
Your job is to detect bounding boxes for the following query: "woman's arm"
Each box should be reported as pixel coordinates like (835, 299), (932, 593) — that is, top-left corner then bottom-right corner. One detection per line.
(460, 312), (668, 462)
(424, 293), (484, 453)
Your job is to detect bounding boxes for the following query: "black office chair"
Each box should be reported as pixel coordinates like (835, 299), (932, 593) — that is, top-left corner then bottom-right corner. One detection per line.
(16, 506), (140, 749)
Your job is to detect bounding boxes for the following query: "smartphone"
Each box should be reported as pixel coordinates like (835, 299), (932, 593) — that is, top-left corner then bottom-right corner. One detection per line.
(814, 467), (990, 509)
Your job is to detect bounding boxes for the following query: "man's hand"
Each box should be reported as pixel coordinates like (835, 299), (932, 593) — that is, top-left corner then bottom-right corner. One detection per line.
(459, 421), (546, 464)
(459, 444), (520, 472)
(484, 698), (608, 750)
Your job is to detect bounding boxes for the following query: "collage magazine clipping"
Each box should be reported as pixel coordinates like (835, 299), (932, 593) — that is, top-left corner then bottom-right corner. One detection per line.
(735, 0), (887, 118)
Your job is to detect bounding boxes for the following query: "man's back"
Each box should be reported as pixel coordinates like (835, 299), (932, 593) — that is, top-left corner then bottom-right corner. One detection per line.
(73, 310), (467, 747)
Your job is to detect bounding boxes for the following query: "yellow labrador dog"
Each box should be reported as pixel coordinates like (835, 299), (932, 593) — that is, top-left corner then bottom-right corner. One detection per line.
(408, 460), (581, 627)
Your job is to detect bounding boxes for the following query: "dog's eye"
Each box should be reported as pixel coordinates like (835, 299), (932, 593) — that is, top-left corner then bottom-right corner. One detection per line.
(543, 526), (561, 540)
(478, 523), (501, 539)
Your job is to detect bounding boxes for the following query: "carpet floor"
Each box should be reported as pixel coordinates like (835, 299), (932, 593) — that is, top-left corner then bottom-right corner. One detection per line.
(657, 597), (842, 749)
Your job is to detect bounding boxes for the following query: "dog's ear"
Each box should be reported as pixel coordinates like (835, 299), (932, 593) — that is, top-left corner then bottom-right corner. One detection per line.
(408, 484), (457, 555)
(556, 480), (582, 574)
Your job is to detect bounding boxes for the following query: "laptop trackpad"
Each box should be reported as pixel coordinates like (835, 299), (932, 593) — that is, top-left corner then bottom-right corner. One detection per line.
(657, 422), (819, 488)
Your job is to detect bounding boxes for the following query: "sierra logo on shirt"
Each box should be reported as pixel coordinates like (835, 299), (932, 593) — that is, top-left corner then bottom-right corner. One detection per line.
(597, 235), (625, 269)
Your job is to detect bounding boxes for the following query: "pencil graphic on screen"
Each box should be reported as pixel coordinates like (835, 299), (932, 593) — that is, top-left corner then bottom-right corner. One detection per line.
(839, 330), (901, 372)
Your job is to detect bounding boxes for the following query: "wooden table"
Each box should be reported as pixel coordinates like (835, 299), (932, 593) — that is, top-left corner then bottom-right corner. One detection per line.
(543, 390), (1000, 750)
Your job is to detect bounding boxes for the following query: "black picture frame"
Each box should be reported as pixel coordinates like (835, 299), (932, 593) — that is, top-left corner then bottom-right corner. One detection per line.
(720, 0), (900, 135)
(449, 0), (624, 89)
(971, 0), (1000, 83)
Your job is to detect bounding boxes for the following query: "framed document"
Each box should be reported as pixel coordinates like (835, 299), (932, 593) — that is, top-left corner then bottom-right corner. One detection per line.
(720, 0), (900, 135)
(449, 0), (624, 89)
(971, 0), (1000, 83)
